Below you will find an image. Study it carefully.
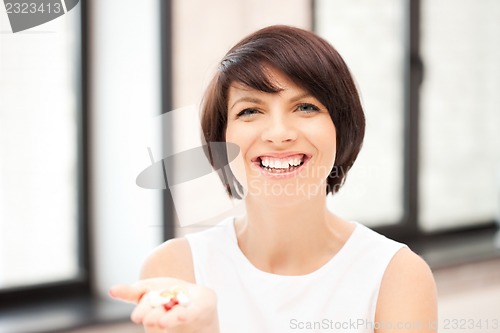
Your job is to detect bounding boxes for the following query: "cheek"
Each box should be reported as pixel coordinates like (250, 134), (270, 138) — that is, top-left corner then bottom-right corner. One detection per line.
(305, 117), (336, 148)
(305, 119), (337, 174)
(323, 124), (337, 166)
(225, 120), (242, 142)
(226, 147), (248, 194)
(225, 122), (256, 152)
(224, 124), (252, 190)
(325, 123), (337, 159)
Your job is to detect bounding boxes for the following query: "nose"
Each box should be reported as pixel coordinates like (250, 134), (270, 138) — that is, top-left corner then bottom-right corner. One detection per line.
(260, 114), (297, 145)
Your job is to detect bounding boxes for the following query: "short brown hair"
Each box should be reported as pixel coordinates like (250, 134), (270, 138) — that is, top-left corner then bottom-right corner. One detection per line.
(201, 25), (365, 197)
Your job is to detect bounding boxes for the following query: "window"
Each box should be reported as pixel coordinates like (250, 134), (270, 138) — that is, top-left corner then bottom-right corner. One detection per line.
(0, 3), (87, 296)
(314, 0), (500, 235)
(419, 0), (500, 232)
(315, 0), (405, 228)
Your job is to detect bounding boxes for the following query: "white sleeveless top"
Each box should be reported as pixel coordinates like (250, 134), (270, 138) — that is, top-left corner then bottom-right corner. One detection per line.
(185, 218), (405, 333)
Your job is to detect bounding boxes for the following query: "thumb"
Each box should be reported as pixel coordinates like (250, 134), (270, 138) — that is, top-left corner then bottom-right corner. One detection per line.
(108, 283), (149, 304)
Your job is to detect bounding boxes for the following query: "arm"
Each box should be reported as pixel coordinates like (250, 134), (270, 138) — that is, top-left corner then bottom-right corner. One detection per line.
(375, 247), (438, 333)
(140, 238), (195, 283)
(110, 238), (220, 333)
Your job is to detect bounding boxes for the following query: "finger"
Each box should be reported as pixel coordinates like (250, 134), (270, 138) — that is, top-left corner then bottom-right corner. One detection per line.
(131, 297), (156, 324)
(158, 305), (190, 328)
(160, 293), (216, 329)
(142, 307), (168, 328)
(133, 300), (186, 329)
(109, 284), (149, 304)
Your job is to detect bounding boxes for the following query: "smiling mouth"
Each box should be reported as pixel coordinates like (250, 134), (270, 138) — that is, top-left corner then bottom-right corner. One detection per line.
(256, 154), (307, 174)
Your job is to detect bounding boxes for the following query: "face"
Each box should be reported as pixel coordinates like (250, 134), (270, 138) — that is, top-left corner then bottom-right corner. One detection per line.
(225, 68), (337, 204)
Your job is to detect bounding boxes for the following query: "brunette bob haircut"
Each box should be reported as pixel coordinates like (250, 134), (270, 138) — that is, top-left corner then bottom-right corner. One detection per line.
(201, 25), (365, 198)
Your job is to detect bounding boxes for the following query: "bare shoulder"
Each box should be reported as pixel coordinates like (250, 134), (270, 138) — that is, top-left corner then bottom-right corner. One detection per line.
(379, 247), (436, 291)
(376, 247), (438, 332)
(140, 237), (195, 283)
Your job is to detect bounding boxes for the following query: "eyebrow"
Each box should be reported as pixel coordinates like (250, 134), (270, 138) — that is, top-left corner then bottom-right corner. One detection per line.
(289, 92), (314, 103)
(229, 92), (315, 111)
(229, 97), (264, 111)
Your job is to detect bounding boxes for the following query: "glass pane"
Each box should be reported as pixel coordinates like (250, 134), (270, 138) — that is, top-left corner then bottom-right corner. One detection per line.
(420, 0), (500, 231)
(315, 0), (405, 227)
(0, 7), (81, 288)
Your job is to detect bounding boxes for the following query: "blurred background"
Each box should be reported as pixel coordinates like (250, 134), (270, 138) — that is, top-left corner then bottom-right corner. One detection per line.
(0, 0), (499, 332)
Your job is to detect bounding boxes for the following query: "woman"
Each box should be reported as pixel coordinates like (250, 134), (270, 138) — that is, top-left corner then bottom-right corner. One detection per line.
(110, 25), (437, 333)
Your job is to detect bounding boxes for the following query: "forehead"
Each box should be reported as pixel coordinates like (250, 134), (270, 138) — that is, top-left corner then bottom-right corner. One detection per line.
(227, 68), (306, 100)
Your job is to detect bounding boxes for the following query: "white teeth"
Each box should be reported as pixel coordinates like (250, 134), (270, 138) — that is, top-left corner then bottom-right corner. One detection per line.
(259, 155), (305, 169)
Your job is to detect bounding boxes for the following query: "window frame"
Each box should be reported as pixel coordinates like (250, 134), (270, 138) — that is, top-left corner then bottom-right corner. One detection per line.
(0, 0), (91, 309)
(161, 0), (176, 242)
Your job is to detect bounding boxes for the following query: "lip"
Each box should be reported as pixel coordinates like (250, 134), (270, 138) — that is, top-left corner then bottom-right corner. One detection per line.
(250, 152), (312, 179)
(251, 152), (311, 162)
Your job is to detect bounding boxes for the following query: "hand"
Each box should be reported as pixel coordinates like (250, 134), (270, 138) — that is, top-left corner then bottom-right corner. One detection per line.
(109, 277), (219, 332)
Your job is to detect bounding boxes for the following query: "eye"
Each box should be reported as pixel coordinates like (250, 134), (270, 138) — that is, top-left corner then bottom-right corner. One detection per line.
(236, 108), (260, 118)
(296, 103), (320, 113)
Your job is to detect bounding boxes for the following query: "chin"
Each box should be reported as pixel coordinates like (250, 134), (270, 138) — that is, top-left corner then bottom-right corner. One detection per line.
(244, 178), (326, 205)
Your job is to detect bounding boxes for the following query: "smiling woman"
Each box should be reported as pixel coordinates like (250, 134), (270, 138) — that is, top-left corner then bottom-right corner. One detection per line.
(109, 25), (437, 333)
(202, 26), (365, 199)
(225, 72), (337, 201)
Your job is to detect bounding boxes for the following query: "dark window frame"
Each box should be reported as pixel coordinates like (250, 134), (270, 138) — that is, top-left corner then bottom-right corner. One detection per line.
(161, 0), (176, 242)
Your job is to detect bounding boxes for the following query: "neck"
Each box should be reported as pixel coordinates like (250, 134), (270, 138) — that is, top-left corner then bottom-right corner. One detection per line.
(235, 194), (352, 275)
